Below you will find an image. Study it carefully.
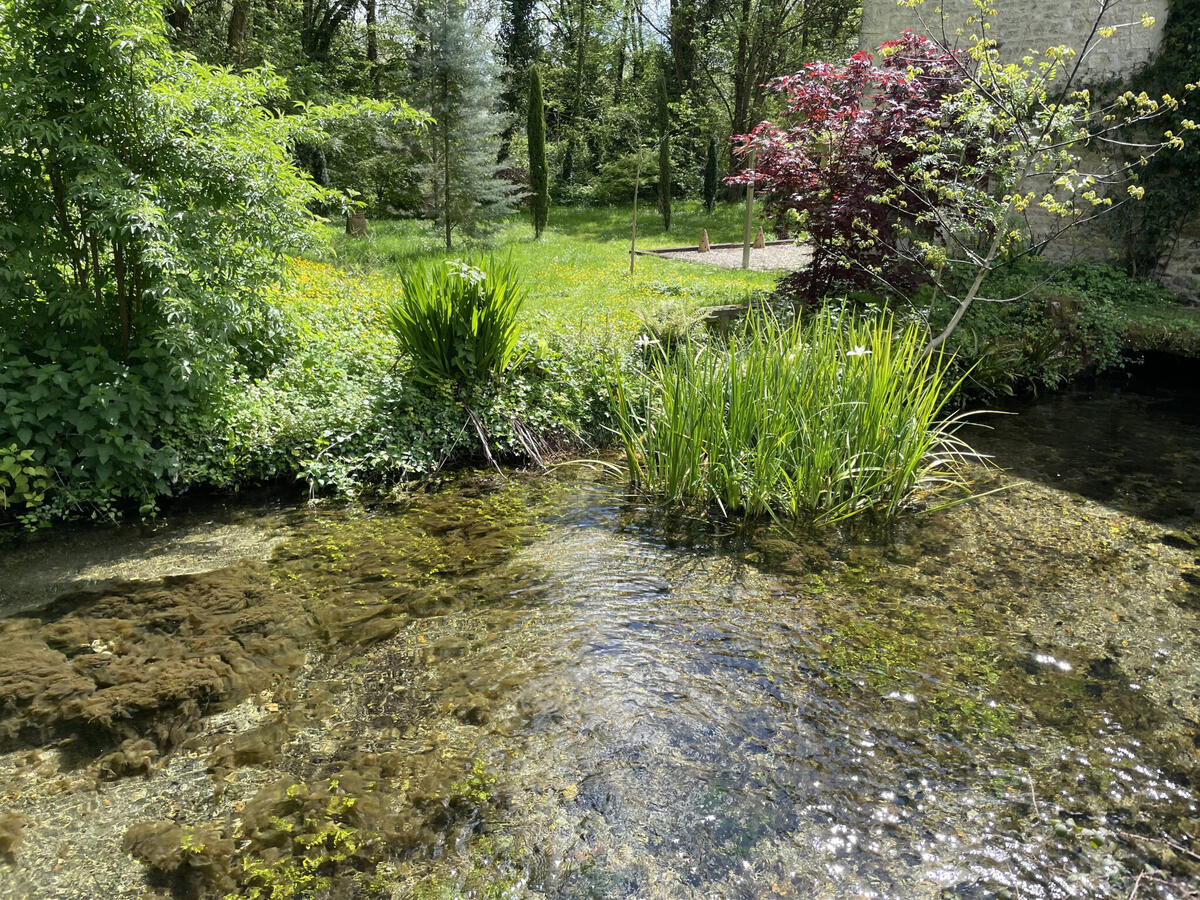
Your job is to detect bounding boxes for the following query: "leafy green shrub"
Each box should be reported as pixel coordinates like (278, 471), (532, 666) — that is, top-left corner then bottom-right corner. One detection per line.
(0, 445), (50, 519)
(0, 0), (421, 527)
(180, 286), (639, 501)
(0, 340), (193, 527)
(927, 259), (1169, 395)
(587, 150), (658, 205)
(635, 299), (709, 357)
(611, 309), (973, 523)
(385, 257), (527, 390)
(0, 0), (351, 362)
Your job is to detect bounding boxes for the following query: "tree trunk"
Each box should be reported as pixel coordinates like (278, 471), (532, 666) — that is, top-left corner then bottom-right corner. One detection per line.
(114, 241), (130, 359)
(562, 0), (586, 180)
(365, 0), (379, 91)
(725, 0), (754, 198)
(443, 108), (452, 250)
(227, 0), (252, 60)
(613, 2), (628, 105)
(669, 0), (696, 100)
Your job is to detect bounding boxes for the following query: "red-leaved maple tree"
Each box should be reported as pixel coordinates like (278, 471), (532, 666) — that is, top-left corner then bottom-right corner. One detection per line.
(730, 32), (969, 304)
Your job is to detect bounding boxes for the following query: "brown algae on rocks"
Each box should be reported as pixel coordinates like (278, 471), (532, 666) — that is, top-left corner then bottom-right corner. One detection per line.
(0, 561), (311, 767)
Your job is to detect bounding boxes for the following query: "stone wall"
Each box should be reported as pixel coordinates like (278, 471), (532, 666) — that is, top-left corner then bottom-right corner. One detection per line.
(1158, 220), (1200, 298)
(860, 0), (1168, 81)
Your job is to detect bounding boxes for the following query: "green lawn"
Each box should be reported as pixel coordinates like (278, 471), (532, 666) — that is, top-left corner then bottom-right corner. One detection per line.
(313, 201), (780, 334)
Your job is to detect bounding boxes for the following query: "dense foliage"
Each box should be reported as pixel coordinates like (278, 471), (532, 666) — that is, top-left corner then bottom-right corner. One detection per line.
(159, 0), (862, 213)
(0, 0), (334, 359)
(929, 261), (1176, 395)
(0, 0), (415, 524)
(180, 257), (643, 501)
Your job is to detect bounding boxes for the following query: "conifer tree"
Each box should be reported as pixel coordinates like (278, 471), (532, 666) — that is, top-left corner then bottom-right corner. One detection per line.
(527, 66), (549, 237)
(411, 0), (516, 248)
(656, 72), (672, 232)
(703, 135), (718, 213)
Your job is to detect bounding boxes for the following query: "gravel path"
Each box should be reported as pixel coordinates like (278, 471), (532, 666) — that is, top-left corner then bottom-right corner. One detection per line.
(646, 242), (811, 272)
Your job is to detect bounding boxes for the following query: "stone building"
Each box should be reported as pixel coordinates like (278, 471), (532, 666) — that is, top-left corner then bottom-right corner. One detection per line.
(861, 0), (1168, 82)
(859, 0), (1200, 297)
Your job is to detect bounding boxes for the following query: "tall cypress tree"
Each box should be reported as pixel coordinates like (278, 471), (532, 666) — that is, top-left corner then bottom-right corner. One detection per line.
(527, 66), (549, 238)
(703, 135), (718, 213)
(656, 72), (671, 232)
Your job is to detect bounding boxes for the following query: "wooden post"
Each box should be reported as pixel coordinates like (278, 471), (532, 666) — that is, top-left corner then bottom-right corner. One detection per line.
(630, 149), (642, 274)
(699, 229), (710, 252)
(742, 150), (755, 270)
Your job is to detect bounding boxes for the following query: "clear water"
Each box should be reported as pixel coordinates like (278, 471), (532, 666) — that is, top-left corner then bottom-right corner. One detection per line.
(3, 376), (1200, 898)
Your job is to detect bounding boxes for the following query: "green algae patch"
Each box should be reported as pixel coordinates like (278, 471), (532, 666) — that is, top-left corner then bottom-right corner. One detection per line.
(808, 590), (1015, 740)
(0, 474), (565, 779)
(267, 476), (565, 650)
(124, 753), (510, 900)
(110, 476), (570, 897)
(124, 769), (393, 899)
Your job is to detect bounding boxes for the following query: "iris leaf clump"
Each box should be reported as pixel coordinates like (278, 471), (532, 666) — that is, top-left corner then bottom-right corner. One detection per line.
(385, 256), (527, 391)
(611, 310), (976, 523)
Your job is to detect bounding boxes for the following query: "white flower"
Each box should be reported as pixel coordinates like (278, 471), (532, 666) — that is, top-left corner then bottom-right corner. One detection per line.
(846, 345), (871, 357)
(448, 260), (486, 285)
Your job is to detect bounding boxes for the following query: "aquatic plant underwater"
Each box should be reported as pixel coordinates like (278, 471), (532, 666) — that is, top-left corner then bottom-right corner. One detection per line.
(611, 309), (977, 523)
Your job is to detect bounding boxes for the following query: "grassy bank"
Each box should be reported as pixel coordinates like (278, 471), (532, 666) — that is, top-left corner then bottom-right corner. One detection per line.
(167, 206), (780, 510)
(1120, 302), (1200, 357)
(316, 202), (778, 334)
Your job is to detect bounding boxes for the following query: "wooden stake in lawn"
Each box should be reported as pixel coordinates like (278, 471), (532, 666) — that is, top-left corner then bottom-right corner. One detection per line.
(742, 150), (755, 270)
(630, 143), (642, 274)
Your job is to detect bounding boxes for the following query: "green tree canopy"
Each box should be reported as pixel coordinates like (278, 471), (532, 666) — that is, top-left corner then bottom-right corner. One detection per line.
(0, 0), (420, 359)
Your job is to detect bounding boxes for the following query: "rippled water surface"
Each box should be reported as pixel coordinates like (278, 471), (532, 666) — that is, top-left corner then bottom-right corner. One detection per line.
(3, 375), (1200, 899)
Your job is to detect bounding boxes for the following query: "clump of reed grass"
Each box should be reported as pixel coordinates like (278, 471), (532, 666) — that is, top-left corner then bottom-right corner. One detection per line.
(384, 255), (526, 391)
(610, 309), (977, 523)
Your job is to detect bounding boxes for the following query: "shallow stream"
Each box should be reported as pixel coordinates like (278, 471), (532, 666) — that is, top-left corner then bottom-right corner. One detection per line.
(2, 371), (1200, 898)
